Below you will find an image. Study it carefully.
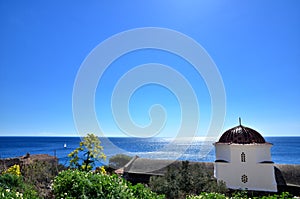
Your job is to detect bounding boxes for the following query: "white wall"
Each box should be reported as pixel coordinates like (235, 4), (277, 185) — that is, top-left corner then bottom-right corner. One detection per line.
(214, 143), (231, 162)
(214, 143), (277, 192)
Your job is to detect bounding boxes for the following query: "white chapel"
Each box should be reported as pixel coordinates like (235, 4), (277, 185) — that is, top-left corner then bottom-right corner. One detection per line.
(214, 119), (277, 192)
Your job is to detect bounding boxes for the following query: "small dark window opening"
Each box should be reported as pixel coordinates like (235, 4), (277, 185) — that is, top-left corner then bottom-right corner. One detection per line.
(241, 152), (246, 162)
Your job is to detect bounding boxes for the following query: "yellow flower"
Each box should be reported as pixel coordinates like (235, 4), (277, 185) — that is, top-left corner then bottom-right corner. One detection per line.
(100, 166), (106, 174)
(2, 164), (21, 176)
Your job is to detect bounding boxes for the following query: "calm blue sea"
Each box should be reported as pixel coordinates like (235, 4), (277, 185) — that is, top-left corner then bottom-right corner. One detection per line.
(0, 137), (299, 167)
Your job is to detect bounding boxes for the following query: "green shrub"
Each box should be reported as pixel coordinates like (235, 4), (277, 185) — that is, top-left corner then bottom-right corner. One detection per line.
(187, 191), (293, 199)
(252, 192), (293, 199)
(109, 154), (132, 169)
(53, 169), (164, 199)
(0, 173), (23, 189)
(0, 187), (24, 199)
(187, 192), (227, 199)
(0, 173), (39, 199)
(129, 183), (165, 199)
(150, 161), (227, 199)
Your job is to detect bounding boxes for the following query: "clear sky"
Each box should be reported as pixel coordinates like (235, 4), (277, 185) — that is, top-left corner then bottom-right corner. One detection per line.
(0, 1), (299, 137)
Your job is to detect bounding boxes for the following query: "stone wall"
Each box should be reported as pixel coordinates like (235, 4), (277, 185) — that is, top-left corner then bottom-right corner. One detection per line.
(275, 164), (300, 186)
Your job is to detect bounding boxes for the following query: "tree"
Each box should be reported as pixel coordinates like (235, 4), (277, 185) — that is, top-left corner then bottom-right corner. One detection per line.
(109, 154), (132, 169)
(149, 161), (227, 199)
(68, 133), (106, 171)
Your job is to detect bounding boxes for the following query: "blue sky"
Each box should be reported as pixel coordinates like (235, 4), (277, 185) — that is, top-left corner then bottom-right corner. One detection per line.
(0, 1), (299, 137)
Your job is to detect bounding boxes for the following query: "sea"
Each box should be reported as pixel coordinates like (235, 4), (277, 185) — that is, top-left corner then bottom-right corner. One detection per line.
(0, 136), (299, 167)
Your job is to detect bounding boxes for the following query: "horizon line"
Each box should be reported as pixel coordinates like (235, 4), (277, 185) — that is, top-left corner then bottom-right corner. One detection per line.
(0, 135), (299, 138)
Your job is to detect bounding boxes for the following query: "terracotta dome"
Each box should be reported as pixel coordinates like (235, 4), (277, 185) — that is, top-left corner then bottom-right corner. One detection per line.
(218, 124), (266, 144)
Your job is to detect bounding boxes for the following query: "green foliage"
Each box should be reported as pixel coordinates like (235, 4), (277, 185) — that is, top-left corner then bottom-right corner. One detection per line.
(252, 192), (293, 199)
(0, 187), (24, 199)
(109, 154), (132, 169)
(0, 160), (63, 198)
(187, 192), (227, 199)
(0, 173), (23, 189)
(187, 191), (293, 199)
(0, 186), (39, 199)
(68, 133), (106, 171)
(53, 169), (165, 199)
(149, 161), (227, 199)
(231, 190), (248, 198)
(0, 173), (40, 199)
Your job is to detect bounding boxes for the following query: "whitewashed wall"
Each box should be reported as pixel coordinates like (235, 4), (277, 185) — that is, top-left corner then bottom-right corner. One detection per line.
(214, 143), (277, 192)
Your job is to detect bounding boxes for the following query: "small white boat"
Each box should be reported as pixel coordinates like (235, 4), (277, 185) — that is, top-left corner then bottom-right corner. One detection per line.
(64, 143), (67, 148)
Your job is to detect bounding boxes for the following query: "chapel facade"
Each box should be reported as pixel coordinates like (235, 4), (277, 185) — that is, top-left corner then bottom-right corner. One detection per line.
(214, 119), (277, 192)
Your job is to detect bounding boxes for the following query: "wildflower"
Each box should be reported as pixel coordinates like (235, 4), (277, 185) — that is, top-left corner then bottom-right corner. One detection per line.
(100, 166), (106, 174)
(2, 164), (21, 176)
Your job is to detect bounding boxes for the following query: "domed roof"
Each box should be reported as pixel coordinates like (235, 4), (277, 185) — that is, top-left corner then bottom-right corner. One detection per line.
(218, 119), (266, 144)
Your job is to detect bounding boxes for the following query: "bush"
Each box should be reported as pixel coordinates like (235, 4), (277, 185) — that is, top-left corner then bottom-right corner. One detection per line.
(149, 161), (227, 199)
(0, 173), (23, 189)
(187, 192), (227, 199)
(109, 154), (132, 169)
(187, 191), (293, 199)
(0, 173), (39, 199)
(53, 169), (164, 199)
(0, 187), (24, 199)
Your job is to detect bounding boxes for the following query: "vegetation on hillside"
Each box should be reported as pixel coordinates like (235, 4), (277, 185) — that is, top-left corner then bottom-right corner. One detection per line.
(22, 160), (64, 198)
(0, 166), (40, 198)
(0, 159), (65, 198)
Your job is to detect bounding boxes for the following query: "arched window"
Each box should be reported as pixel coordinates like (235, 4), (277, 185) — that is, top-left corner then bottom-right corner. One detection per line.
(241, 152), (246, 162)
